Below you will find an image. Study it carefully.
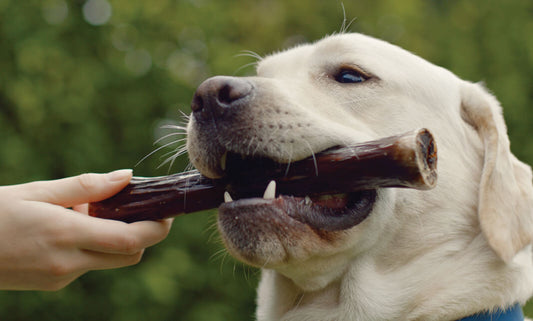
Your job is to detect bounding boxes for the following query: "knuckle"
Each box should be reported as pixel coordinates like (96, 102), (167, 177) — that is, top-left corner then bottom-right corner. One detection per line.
(119, 235), (142, 255)
(47, 259), (73, 278)
(77, 173), (99, 194)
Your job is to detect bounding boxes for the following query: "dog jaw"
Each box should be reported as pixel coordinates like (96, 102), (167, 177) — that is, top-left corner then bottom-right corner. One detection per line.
(218, 193), (396, 293)
(217, 190), (377, 267)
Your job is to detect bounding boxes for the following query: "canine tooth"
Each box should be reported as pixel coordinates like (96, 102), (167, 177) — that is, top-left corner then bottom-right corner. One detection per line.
(224, 191), (233, 203)
(220, 152), (228, 171)
(305, 196), (312, 205)
(263, 180), (276, 199)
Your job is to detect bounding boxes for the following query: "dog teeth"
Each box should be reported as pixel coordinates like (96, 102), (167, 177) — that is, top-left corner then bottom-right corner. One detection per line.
(220, 152), (228, 171)
(224, 181), (276, 203)
(305, 196), (312, 205)
(224, 191), (233, 203)
(263, 180), (276, 199)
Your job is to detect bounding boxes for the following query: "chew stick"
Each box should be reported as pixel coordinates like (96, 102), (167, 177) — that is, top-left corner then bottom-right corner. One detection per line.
(89, 128), (437, 222)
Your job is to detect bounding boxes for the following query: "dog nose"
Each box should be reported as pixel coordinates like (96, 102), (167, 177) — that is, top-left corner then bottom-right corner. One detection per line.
(191, 76), (253, 121)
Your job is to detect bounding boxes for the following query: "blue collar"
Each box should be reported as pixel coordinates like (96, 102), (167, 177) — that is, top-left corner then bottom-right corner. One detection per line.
(457, 303), (524, 321)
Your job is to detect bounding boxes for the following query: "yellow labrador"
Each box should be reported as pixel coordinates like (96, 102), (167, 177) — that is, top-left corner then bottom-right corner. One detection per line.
(186, 33), (533, 321)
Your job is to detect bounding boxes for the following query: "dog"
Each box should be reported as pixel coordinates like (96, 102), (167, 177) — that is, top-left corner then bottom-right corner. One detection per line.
(185, 33), (533, 321)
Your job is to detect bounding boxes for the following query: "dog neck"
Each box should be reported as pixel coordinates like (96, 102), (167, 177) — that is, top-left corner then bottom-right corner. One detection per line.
(457, 303), (523, 321)
(255, 243), (533, 321)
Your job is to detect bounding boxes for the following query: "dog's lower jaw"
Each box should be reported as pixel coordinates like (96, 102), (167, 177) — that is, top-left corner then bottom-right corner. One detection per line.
(218, 223), (356, 288)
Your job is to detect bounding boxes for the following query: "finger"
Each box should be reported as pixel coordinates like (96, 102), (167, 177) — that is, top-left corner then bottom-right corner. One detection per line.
(19, 201), (172, 255)
(73, 203), (89, 214)
(81, 249), (145, 271)
(37, 249), (146, 290)
(19, 170), (132, 208)
(75, 216), (173, 255)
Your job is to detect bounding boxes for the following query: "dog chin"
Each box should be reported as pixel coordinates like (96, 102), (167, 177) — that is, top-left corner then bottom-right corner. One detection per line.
(217, 188), (377, 268)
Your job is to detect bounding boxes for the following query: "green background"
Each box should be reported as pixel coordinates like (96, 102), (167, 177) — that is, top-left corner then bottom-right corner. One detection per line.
(1, 0), (532, 320)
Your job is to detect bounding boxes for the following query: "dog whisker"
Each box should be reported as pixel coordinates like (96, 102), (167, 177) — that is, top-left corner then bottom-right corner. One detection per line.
(208, 232), (257, 282)
(205, 216), (221, 242)
(284, 145), (294, 176)
(135, 139), (184, 167)
(302, 139), (319, 176)
(153, 134), (186, 145)
(242, 265), (258, 283)
(234, 50), (264, 75)
(339, 3), (357, 34)
(159, 124), (187, 131)
(159, 143), (187, 160)
(178, 109), (191, 121)
(246, 136), (257, 156)
(158, 145), (188, 173)
(260, 256), (271, 270)
(163, 145), (188, 160)
(209, 247), (229, 264)
(293, 293), (305, 310)
(210, 246), (232, 275)
(330, 134), (362, 159)
(160, 139), (187, 158)
(136, 112), (190, 170)
(236, 50), (264, 62)
(234, 61), (260, 76)
(184, 162), (195, 172)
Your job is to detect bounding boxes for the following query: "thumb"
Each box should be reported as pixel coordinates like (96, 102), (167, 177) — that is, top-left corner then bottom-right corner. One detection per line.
(22, 169), (133, 207)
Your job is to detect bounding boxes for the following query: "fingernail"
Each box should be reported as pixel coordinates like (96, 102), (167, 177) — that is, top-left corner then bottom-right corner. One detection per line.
(109, 169), (133, 182)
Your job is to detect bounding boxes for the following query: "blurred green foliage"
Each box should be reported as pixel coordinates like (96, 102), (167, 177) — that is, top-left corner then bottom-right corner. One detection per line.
(0, 0), (532, 320)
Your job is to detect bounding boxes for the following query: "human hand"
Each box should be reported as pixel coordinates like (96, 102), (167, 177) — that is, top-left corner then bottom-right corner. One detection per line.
(0, 170), (173, 291)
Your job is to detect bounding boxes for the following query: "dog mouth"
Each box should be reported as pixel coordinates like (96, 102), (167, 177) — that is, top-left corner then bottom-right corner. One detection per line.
(201, 128), (436, 240)
(220, 189), (377, 232)
(218, 152), (378, 232)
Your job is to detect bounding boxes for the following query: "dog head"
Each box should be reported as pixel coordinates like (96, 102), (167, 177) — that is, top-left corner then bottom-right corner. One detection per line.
(186, 33), (533, 291)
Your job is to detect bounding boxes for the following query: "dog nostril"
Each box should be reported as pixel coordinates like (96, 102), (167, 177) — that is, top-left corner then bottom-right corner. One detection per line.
(191, 94), (204, 113)
(217, 81), (252, 107)
(217, 84), (233, 106)
(191, 76), (253, 121)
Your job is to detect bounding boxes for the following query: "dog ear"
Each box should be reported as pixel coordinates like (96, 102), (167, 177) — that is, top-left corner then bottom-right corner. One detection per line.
(460, 81), (533, 263)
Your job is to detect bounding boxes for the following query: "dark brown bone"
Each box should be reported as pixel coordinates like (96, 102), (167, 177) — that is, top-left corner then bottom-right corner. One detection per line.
(88, 128), (437, 223)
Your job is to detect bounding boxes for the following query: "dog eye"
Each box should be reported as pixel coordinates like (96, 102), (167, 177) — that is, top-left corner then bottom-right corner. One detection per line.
(334, 69), (368, 84)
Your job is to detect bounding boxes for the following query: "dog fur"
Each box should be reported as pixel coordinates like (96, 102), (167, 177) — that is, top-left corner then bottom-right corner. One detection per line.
(186, 33), (533, 321)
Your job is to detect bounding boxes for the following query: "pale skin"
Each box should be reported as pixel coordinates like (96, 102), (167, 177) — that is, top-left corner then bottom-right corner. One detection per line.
(0, 169), (173, 291)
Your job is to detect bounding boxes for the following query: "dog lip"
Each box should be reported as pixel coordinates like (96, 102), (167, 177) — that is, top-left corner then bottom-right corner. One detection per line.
(218, 190), (377, 231)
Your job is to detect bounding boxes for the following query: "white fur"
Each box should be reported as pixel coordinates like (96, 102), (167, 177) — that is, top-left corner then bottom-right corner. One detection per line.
(189, 33), (533, 320)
